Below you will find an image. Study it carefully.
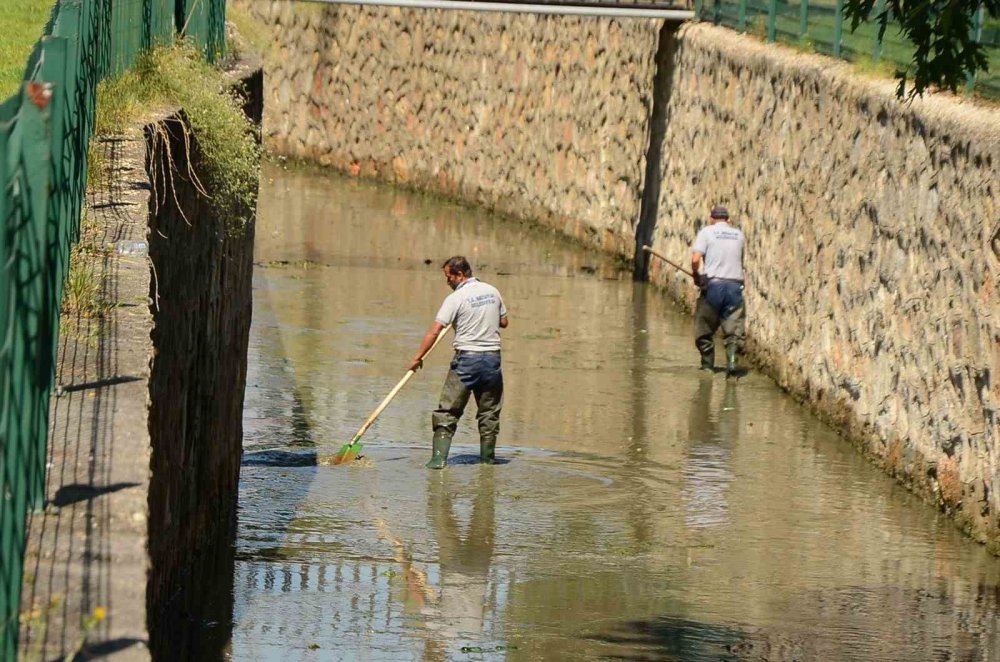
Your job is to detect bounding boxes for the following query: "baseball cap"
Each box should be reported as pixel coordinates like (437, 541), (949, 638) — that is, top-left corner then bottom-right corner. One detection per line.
(709, 206), (730, 219)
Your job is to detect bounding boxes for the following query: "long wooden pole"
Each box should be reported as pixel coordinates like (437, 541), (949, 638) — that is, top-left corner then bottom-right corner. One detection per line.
(641, 245), (694, 278)
(349, 325), (452, 443)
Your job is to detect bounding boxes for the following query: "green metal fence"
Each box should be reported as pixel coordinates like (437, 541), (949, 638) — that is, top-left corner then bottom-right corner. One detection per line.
(0, 0), (225, 656)
(695, 0), (1000, 98)
(178, 0), (227, 62)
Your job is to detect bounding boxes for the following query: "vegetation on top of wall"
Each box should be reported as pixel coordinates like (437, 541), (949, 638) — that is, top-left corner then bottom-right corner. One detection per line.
(60, 212), (114, 342)
(227, 3), (275, 60)
(93, 42), (260, 234)
(0, 0), (55, 100)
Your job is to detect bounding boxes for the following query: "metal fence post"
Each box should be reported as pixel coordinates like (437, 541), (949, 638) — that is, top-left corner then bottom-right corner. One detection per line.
(767, 0), (777, 41)
(833, 0), (844, 57)
(738, 0), (748, 31)
(694, 0), (703, 21)
(967, 4), (985, 95)
(871, 0), (886, 62)
(798, 0), (809, 41)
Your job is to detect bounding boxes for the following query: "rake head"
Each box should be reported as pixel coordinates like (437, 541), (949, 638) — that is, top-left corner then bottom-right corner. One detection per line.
(329, 440), (363, 465)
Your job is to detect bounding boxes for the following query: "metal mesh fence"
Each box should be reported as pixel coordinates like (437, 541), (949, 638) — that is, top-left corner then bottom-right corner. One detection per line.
(696, 0), (1000, 99)
(0, 0), (225, 655)
(178, 0), (227, 61)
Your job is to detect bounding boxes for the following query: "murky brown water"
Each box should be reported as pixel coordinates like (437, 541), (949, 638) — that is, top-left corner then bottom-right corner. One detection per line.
(232, 162), (1000, 661)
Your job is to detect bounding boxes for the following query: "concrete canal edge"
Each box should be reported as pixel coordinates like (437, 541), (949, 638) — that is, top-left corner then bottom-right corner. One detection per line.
(234, 1), (1000, 551)
(17, 64), (262, 660)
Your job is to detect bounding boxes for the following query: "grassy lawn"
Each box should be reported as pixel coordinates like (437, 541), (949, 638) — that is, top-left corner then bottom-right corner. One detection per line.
(707, 0), (1000, 98)
(0, 0), (55, 101)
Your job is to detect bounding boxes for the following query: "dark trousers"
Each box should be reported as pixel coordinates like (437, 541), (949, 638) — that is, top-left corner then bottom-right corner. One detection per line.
(432, 351), (503, 440)
(694, 281), (746, 361)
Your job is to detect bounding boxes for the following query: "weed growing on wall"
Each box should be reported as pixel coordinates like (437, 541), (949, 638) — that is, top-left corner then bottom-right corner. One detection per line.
(226, 3), (274, 59)
(94, 42), (260, 234)
(60, 212), (114, 341)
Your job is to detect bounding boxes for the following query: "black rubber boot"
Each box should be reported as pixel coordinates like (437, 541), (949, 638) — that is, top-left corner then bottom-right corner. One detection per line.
(700, 353), (715, 372)
(426, 431), (452, 469)
(480, 436), (496, 464)
(725, 345), (738, 377)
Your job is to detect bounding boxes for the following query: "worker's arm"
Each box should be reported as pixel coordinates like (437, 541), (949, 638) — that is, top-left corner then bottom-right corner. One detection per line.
(408, 321), (446, 372)
(499, 315), (509, 329)
(691, 252), (704, 287)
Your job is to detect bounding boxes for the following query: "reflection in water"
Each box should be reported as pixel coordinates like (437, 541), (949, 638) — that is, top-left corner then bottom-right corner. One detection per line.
(421, 469), (498, 660)
(230, 164), (1000, 661)
(682, 377), (736, 530)
(625, 284), (654, 551)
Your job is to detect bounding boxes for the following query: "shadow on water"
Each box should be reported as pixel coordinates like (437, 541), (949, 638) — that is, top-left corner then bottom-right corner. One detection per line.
(241, 389), (320, 468)
(446, 453), (511, 466)
(589, 579), (1000, 661)
(241, 449), (317, 467)
(587, 615), (797, 662)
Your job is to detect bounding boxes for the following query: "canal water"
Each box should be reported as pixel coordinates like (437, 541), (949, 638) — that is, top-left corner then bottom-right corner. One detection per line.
(231, 162), (1000, 661)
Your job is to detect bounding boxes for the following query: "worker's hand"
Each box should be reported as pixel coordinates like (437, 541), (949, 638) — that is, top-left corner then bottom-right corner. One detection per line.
(407, 358), (424, 372)
(692, 272), (703, 288)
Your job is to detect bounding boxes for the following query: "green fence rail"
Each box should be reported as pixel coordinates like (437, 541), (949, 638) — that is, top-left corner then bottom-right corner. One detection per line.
(0, 0), (225, 656)
(695, 0), (1000, 99)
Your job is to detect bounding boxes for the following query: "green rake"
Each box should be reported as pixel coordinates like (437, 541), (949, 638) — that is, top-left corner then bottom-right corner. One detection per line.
(329, 325), (451, 465)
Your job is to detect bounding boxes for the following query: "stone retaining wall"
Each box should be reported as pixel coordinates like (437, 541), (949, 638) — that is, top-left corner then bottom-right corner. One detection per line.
(237, 1), (1000, 547)
(237, 0), (660, 256)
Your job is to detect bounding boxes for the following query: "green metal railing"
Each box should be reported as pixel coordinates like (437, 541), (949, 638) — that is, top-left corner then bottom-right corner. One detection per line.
(0, 0), (225, 656)
(695, 0), (1000, 98)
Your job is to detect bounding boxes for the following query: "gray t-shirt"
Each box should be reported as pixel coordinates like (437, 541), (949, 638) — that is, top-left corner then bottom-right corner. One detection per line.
(435, 278), (507, 352)
(691, 222), (745, 281)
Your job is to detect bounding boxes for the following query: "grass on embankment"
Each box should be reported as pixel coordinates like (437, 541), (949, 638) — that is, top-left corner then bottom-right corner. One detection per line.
(91, 42), (261, 233)
(227, 2), (275, 60)
(71, 41), (261, 339)
(722, 6), (1000, 100)
(0, 0), (55, 100)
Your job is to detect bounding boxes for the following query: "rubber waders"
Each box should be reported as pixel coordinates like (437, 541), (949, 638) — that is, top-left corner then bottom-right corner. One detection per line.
(700, 353), (715, 372)
(726, 345), (738, 377)
(426, 431), (452, 469)
(480, 436), (496, 464)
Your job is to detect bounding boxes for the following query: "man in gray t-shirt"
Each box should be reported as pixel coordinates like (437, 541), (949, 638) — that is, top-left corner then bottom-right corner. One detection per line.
(690, 206), (746, 376)
(409, 256), (508, 468)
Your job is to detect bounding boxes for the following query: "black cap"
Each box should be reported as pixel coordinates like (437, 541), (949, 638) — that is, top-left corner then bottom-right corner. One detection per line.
(710, 206), (730, 220)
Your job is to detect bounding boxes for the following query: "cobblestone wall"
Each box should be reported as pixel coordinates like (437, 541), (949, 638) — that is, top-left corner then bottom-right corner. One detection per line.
(236, 0), (660, 256)
(236, 3), (1000, 547)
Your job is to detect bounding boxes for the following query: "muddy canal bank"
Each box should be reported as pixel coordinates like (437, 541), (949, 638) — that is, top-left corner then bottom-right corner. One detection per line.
(232, 162), (1000, 661)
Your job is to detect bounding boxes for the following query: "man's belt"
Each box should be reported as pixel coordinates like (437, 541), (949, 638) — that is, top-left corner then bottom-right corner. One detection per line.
(706, 277), (744, 285)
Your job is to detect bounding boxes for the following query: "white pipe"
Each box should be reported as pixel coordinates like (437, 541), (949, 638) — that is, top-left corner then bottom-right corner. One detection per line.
(301, 0), (694, 20)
